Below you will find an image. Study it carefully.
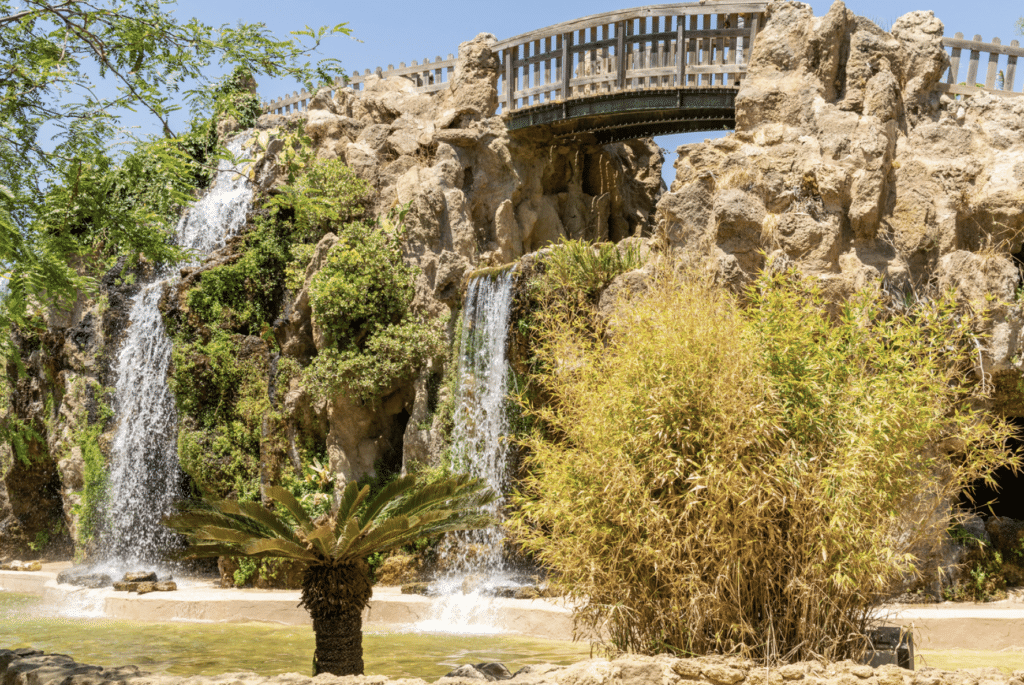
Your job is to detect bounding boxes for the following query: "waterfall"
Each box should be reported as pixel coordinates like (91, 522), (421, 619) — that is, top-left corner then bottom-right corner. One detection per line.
(99, 137), (253, 567)
(431, 269), (517, 593)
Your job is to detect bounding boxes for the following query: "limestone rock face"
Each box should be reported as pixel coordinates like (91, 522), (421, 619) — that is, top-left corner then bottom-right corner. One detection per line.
(656, 0), (1024, 408)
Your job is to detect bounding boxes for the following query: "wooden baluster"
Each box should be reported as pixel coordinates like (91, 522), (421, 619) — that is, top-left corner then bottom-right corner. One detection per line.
(985, 38), (1000, 90)
(688, 14), (698, 87)
(715, 14), (727, 86)
(528, 39), (537, 104)
(586, 26), (593, 94)
(563, 31), (573, 103)
(966, 35), (981, 87)
(676, 14), (686, 88)
(300, 89), (309, 111)
(507, 44), (518, 111)
(617, 20), (627, 93)
(557, 36), (564, 100)
(600, 24), (608, 92)
(602, 23), (611, 93)
(744, 13), (761, 86)
(544, 36), (552, 101)
(1008, 40), (1019, 92)
(662, 15), (672, 87)
(637, 16), (648, 89)
(701, 14), (712, 86)
(947, 32), (963, 84)
(626, 17), (636, 90)
(650, 16), (659, 88)
(657, 16), (667, 87)
(728, 13), (739, 86)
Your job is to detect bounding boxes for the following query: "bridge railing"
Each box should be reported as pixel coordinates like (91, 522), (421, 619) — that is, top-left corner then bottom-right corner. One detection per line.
(938, 33), (1023, 98)
(261, 55), (459, 116)
(492, 2), (767, 113)
(261, 2), (768, 117)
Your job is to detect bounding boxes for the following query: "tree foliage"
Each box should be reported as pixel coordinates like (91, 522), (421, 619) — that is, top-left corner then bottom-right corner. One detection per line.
(0, 0), (349, 357)
(508, 267), (1019, 663)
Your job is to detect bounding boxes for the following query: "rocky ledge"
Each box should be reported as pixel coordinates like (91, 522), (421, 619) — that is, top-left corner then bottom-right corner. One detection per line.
(3, 649), (1024, 685)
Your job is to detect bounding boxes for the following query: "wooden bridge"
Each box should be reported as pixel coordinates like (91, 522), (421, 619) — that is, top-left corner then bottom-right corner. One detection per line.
(262, 3), (1024, 142)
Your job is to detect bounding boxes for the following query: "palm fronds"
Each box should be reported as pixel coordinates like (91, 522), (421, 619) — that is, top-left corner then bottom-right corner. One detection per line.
(164, 474), (495, 566)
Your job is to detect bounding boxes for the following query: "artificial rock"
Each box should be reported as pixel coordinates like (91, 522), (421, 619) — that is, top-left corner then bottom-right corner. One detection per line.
(656, 0), (1024, 412)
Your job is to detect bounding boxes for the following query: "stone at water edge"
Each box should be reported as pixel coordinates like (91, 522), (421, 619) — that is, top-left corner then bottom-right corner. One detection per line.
(0, 560), (42, 571)
(400, 582), (432, 595)
(122, 571), (158, 582)
(114, 580), (177, 593)
(55, 569), (113, 588)
(443, 663), (514, 681)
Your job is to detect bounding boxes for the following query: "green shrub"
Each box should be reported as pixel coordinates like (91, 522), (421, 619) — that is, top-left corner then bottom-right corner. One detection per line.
(508, 267), (1018, 662)
(304, 221), (444, 404)
(266, 157), (370, 242)
(170, 329), (271, 500)
(181, 218), (289, 337)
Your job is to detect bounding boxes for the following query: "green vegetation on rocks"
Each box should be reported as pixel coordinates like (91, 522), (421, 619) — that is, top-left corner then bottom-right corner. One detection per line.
(304, 219), (445, 405)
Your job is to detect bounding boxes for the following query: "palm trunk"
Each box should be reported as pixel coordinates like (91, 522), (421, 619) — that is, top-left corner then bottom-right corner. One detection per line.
(301, 560), (373, 676)
(313, 610), (364, 675)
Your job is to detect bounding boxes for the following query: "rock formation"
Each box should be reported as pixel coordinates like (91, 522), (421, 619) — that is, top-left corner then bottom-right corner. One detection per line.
(3, 650), (1024, 685)
(656, 0), (1024, 408)
(246, 32), (664, 487)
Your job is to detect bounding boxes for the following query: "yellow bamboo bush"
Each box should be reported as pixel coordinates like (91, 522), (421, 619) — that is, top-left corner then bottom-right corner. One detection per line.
(508, 266), (1018, 662)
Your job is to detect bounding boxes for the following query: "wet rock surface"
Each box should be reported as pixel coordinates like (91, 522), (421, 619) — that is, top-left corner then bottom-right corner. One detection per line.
(56, 568), (113, 588)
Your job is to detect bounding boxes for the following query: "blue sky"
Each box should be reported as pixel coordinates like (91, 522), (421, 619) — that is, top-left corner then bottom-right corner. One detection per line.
(174, 0), (1021, 182)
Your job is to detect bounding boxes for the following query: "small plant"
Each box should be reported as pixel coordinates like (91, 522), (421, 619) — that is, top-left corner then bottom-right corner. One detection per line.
(266, 157), (371, 241)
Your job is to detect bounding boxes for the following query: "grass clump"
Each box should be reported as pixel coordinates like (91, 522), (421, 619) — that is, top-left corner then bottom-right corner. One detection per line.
(508, 266), (1018, 663)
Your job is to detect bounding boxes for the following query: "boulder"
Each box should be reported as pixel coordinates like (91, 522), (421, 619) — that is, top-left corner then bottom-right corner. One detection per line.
(56, 569), (113, 588)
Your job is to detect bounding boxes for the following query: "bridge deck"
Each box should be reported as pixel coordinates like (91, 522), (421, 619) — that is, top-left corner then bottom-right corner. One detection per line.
(506, 87), (737, 142)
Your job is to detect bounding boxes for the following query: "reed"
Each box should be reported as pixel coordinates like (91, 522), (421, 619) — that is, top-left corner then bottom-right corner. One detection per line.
(509, 267), (1018, 663)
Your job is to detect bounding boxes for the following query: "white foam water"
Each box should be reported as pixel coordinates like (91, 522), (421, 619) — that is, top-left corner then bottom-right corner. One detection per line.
(421, 269), (518, 633)
(412, 590), (504, 635)
(99, 137), (253, 568)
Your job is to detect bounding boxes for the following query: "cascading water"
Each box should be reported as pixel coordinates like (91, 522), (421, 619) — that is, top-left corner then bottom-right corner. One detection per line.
(418, 269), (519, 633)
(99, 136), (253, 567)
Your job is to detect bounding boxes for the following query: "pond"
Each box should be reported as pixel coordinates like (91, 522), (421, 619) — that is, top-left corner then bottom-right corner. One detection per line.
(0, 592), (592, 680)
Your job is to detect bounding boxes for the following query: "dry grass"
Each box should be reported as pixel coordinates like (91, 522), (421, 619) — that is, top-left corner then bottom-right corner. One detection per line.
(508, 267), (1018, 663)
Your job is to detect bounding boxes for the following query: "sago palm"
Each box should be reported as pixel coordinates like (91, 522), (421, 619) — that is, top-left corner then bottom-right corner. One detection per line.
(164, 474), (495, 676)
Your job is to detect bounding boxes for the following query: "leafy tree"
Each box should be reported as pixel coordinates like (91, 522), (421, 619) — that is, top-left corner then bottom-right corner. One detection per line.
(0, 0), (349, 356)
(166, 475), (494, 675)
(508, 266), (1018, 662)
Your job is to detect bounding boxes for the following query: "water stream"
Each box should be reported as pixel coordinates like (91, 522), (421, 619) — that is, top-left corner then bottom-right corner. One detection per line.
(1, 592), (589, 678)
(99, 137), (253, 568)
(419, 270), (522, 630)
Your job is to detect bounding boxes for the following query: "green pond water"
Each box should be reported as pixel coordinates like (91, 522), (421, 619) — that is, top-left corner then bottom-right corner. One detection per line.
(0, 592), (591, 680)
